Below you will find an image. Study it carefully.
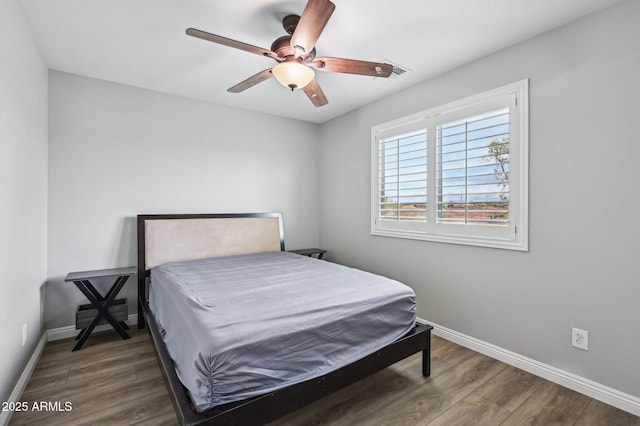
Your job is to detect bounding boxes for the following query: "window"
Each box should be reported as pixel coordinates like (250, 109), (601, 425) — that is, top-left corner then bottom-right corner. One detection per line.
(371, 80), (528, 251)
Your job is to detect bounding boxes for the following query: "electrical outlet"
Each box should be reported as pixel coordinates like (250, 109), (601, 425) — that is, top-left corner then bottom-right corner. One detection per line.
(22, 323), (28, 347)
(572, 327), (588, 351)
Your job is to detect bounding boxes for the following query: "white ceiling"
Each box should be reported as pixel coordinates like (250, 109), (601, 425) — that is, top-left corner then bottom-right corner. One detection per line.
(19, 0), (623, 124)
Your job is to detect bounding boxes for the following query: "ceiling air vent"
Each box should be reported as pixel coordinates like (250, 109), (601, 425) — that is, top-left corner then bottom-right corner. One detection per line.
(382, 60), (410, 79)
(392, 65), (407, 76)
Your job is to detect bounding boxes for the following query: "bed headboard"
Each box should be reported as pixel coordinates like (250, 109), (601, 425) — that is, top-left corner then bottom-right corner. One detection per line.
(136, 212), (285, 328)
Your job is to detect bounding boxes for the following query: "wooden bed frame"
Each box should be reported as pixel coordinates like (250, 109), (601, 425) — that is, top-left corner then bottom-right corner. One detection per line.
(137, 212), (432, 426)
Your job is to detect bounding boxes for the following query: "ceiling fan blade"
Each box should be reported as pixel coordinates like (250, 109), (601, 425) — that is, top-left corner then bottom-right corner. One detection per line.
(310, 57), (394, 77)
(227, 68), (274, 93)
(291, 0), (335, 57)
(186, 28), (280, 61)
(302, 78), (328, 107)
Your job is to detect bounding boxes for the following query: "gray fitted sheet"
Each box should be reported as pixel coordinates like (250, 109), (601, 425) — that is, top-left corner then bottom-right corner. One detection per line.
(150, 251), (416, 411)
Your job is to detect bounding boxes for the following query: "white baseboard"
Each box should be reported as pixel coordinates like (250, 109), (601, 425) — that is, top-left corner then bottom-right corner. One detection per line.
(47, 314), (138, 341)
(0, 332), (48, 426)
(419, 318), (640, 417)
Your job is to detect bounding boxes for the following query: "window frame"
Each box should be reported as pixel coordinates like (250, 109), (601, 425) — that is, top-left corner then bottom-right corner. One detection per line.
(370, 79), (529, 251)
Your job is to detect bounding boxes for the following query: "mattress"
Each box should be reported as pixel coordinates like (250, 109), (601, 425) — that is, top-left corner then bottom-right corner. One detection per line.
(149, 251), (416, 411)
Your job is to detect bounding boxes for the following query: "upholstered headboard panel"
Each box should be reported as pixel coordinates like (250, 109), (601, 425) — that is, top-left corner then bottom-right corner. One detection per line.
(139, 213), (284, 270)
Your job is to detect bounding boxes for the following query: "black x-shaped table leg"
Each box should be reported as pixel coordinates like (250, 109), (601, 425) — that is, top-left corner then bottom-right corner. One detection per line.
(72, 275), (131, 351)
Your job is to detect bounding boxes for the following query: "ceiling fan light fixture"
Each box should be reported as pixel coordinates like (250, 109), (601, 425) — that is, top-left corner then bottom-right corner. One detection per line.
(272, 61), (315, 91)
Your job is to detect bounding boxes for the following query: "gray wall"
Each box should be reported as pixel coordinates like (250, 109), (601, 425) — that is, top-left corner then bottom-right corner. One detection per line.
(46, 71), (320, 329)
(318, 0), (640, 399)
(0, 0), (48, 404)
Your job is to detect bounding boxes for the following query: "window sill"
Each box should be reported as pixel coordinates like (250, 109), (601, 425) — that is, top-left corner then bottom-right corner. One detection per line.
(371, 228), (528, 251)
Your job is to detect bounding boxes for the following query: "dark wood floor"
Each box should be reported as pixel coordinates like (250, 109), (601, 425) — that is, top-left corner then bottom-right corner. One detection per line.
(9, 328), (640, 425)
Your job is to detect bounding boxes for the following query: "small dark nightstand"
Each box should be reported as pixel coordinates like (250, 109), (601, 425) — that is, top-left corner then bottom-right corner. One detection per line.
(288, 248), (327, 259)
(65, 266), (135, 351)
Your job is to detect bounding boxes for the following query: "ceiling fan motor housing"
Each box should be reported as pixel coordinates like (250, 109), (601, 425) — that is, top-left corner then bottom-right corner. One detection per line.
(271, 35), (316, 62)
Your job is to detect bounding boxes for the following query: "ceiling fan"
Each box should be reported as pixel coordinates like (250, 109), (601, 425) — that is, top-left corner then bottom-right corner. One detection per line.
(186, 0), (393, 107)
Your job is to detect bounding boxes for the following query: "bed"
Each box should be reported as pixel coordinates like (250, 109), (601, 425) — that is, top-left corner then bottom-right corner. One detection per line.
(137, 212), (432, 425)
